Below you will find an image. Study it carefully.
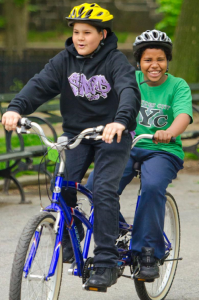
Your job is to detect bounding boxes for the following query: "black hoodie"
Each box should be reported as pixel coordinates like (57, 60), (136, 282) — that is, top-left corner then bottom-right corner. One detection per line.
(7, 33), (141, 134)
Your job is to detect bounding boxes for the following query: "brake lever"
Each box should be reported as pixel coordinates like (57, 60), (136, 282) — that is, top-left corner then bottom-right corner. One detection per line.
(85, 133), (101, 140)
(16, 126), (30, 134)
(16, 118), (32, 134)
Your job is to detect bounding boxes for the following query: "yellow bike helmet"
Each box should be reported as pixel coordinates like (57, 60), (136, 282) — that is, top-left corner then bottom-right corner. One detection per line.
(66, 3), (113, 30)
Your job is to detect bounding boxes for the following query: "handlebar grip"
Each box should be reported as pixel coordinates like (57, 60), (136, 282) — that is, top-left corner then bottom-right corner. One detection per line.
(152, 136), (176, 143)
(17, 118), (32, 130)
(17, 119), (22, 127)
(170, 137), (176, 143)
(123, 129), (129, 135)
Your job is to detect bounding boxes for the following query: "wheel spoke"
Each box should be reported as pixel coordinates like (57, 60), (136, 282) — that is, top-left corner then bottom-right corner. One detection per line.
(9, 213), (63, 300)
(134, 193), (180, 300)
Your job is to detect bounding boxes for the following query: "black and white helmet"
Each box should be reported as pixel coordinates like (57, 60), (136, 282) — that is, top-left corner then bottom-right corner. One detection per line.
(133, 30), (172, 52)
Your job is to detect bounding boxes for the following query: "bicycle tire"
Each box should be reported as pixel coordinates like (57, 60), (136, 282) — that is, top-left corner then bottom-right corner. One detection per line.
(9, 212), (63, 300)
(134, 192), (180, 300)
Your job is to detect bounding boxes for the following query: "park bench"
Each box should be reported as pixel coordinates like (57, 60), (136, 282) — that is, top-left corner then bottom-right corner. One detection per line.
(0, 93), (62, 203)
(0, 84), (199, 203)
(0, 126), (33, 203)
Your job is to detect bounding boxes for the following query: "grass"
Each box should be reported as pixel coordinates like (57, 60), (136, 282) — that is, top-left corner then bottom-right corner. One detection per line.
(28, 30), (67, 43)
(0, 134), (94, 178)
(184, 151), (199, 160)
(0, 134), (52, 176)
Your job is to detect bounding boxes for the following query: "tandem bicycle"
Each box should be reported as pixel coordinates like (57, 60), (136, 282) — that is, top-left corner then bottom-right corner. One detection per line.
(9, 118), (181, 300)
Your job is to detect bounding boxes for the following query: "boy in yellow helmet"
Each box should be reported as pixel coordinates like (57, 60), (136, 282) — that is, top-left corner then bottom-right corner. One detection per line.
(2, 3), (141, 290)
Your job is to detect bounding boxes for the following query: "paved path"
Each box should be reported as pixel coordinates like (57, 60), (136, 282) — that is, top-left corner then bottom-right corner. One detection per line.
(0, 173), (199, 300)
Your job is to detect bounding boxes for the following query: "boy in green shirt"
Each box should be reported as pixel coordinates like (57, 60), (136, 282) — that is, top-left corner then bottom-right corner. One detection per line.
(86, 29), (192, 280)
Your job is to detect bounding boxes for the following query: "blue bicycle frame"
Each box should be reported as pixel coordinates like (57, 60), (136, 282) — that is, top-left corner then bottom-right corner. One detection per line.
(22, 142), (172, 282)
(23, 175), (173, 280)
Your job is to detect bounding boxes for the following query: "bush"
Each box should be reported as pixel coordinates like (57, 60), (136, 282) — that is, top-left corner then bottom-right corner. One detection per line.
(155, 0), (183, 40)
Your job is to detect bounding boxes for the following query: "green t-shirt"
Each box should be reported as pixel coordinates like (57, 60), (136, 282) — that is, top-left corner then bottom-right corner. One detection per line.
(135, 71), (193, 160)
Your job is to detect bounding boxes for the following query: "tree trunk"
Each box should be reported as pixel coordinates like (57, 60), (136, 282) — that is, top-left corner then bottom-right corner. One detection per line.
(4, 0), (29, 58)
(169, 0), (199, 83)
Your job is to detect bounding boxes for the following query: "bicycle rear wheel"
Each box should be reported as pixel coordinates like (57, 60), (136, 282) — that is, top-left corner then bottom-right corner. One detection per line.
(9, 212), (63, 300)
(134, 192), (180, 300)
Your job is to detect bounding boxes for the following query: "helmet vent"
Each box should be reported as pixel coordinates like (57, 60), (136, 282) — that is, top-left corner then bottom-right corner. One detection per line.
(153, 31), (158, 38)
(71, 9), (75, 17)
(97, 12), (103, 16)
(85, 9), (93, 18)
(161, 33), (166, 40)
(133, 30), (173, 52)
(144, 33), (150, 39)
(78, 7), (85, 15)
(90, 4), (96, 7)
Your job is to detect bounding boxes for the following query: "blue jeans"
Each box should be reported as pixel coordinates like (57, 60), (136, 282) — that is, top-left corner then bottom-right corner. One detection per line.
(85, 147), (183, 259)
(52, 132), (132, 267)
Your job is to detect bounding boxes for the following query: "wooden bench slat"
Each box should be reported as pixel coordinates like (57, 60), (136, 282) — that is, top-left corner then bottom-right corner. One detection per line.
(189, 83), (199, 90)
(0, 151), (32, 163)
(35, 103), (60, 113)
(42, 116), (62, 124)
(0, 93), (16, 102)
(21, 145), (48, 157)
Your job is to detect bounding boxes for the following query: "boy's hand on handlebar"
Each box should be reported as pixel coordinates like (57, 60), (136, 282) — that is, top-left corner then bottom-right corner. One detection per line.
(2, 111), (21, 131)
(102, 122), (125, 143)
(153, 130), (174, 144)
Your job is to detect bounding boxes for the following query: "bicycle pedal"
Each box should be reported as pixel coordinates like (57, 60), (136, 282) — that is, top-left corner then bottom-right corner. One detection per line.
(82, 284), (107, 292)
(137, 278), (155, 283)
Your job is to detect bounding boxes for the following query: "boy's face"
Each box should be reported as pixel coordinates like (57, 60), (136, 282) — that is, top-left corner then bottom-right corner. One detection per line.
(140, 48), (168, 86)
(72, 23), (103, 56)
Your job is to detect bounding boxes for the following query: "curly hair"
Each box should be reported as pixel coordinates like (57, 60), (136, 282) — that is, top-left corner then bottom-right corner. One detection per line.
(133, 45), (172, 63)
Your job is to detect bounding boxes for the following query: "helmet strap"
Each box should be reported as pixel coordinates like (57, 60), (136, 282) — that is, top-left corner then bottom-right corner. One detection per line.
(137, 62), (141, 70)
(166, 60), (169, 72)
(100, 29), (105, 46)
(76, 44), (102, 59)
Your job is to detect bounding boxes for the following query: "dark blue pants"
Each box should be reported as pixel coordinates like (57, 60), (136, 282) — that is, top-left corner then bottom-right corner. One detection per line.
(53, 133), (132, 267)
(85, 147), (183, 259)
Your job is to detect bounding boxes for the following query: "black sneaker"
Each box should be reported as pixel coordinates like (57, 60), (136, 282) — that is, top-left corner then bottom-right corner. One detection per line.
(62, 222), (84, 263)
(136, 247), (159, 280)
(83, 267), (119, 292)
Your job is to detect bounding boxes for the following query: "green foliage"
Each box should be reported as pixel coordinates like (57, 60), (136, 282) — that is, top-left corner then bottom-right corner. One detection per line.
(155, 0), (183, 40)
(27, 29), (130, 44)
(14, 0), (29, 7)
(28, 30), (60, 42)
(115, 31), (129, 43)
(28, 4), (39, 12)
(0, 16), (5, 28)
(9, 78), (24, 92)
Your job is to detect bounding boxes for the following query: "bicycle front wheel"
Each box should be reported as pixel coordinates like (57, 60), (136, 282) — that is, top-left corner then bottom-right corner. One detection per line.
(134, 192), (180, 300)
(9, 212), (63, 300)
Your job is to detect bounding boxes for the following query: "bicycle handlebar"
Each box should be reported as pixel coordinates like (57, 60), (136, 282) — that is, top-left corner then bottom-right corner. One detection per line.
(131, 134), (176, 149)
(17, 118), (105, 150)
(17, 118), (176, 152)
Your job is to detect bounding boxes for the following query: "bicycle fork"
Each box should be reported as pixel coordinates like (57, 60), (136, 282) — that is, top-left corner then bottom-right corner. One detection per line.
(23, 210), (65, 282)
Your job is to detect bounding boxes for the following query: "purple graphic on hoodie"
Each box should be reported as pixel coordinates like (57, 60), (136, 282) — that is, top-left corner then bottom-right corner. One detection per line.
(68, 73), (111, 101)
